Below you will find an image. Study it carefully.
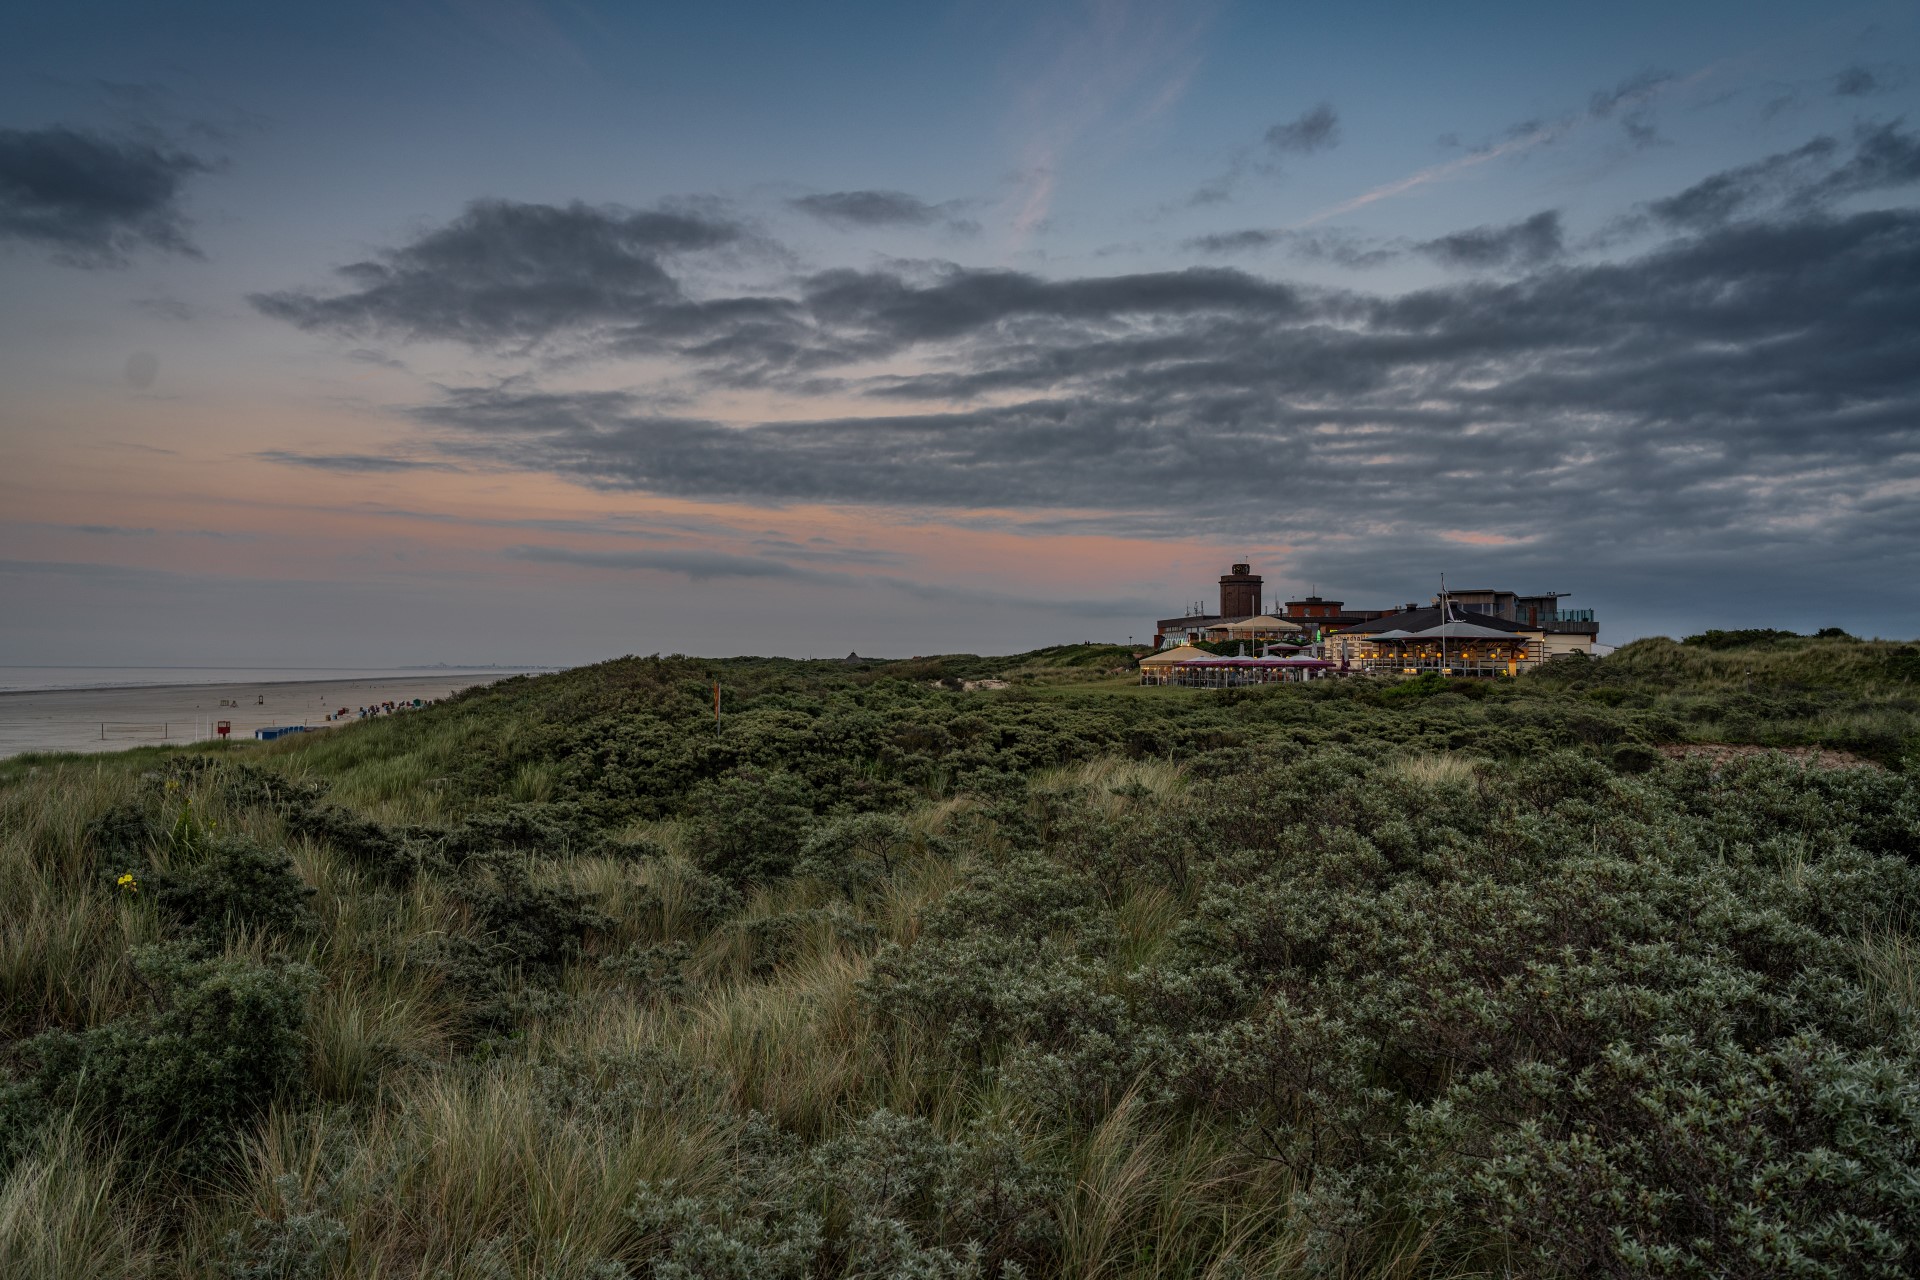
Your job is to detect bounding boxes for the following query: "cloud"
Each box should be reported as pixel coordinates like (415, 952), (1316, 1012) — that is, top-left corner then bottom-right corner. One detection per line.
(399, 222), (1920, 606)
(0, 125), (210, 266)
(1587, 69), (1674, 147)
(1184, 227), (1400, 268)
(1185, 228), (1284, 254)
(1298, 70), (1685, 227)
(1834, 65), (1879, 97)
(254, 450), (460, 473)
(1264, 103), (1340, 154)
(788, 189), (969, 231)
(249, 198), (762, 352)
(1415, 210), (1564, 268)
(504, 543), (834, 581)
(406, 198), (1919, 526)
(257, 126), (1920, 621)
(1818, 118), (1920, 203)
(1185, 103), (1340, 207)
(1191, 212), (1563, 276)
(1645, 137), (1840, 229)
(502, 542), (1149, 616)
(1642, 121), (1920, 231)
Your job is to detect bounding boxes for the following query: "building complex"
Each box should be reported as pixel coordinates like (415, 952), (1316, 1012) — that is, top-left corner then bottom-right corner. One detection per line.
(1148, 563), (1601, 682)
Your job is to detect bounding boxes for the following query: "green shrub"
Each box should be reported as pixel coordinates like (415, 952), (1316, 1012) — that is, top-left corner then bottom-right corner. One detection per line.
(598, 942), (692, 1004)
(457, 852), (609, 973)
(1414, 1034), (1920, 1278)
(628, 1110), (1057, 1280)
(6, 947), (317, 1176)
(285, 802), (419, 882)
(685, 768), (818, 886)
(1610, 741), (1663, 773)
(1684, 628), (1803, 648)
(83, 801), (152, 867)
(12, 639), (1920, 1272)
(149, 835), (315, 942)
(796, 811), (914, 892)
(220, 1175), (350, 1280)
(430, 852), (611, 1037)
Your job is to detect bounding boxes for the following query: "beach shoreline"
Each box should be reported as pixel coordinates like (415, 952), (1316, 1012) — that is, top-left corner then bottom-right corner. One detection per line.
(0, 673), (525, 759)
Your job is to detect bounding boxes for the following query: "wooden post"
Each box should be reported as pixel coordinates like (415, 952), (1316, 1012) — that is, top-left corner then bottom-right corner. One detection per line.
(713, 681), (721, 732)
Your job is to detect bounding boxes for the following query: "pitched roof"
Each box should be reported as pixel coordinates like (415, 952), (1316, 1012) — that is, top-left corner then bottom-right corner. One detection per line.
(1338, 606), (1535, 637)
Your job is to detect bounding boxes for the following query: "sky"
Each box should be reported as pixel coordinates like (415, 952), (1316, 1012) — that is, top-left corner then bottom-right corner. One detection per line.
(2, 0), (1918, 665)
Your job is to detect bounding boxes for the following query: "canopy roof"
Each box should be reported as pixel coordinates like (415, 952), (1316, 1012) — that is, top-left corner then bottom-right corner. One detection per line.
(1361, 621), (1527, 642)
(1139, 644), (1206, 667)
(1411, 621), (1525, 641)
(1175, 655), (1335, 667)
(1342, 606), (1537, 638)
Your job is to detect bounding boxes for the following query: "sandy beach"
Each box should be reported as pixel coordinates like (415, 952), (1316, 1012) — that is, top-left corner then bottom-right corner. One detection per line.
(0, 675), (509, 759)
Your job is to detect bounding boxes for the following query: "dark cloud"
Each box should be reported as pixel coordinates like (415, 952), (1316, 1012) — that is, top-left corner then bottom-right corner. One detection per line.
(1589, 69), (1673, 117)
(254, 450), (460, 473)
(249, 198), (763, 351)
(1264, 104), (1340, 154)
(500, 542), (1154, 619)
(788, 189), (957, 230)
(408, 200), (1915, 505)
(1186, 104), (1340, 206)
(1184, 227), (1400, 268)
(1644, 121), (1920, 230)
(261, 127), (1920, 618)
(1588, 69), (1673, 147)
(1834, 65), (1878, 97)
(1646, 137), (1840, 229)
(1818, 118), (1920, 203)
(1185, 228), (1285, 254)
(1415, 210), (1564, 269)
(400, 213), (1920, 603)
(0, 125), (210, 266)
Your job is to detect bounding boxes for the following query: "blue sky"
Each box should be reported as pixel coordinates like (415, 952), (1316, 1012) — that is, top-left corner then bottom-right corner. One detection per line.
(2, 1), (1917, 663)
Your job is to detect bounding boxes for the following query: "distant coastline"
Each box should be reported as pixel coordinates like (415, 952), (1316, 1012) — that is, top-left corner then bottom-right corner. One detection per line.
(0, 665), (563, 695)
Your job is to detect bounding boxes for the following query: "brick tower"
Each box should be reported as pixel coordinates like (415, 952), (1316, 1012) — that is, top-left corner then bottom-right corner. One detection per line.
(1218, 563), (1262, 618)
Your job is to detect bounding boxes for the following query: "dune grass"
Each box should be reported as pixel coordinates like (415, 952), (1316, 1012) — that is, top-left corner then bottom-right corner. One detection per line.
(2, 638), (1917, 1277)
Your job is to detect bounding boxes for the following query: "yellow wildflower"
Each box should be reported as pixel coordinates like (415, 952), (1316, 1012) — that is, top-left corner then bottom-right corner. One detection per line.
(116, 872), (139, 892)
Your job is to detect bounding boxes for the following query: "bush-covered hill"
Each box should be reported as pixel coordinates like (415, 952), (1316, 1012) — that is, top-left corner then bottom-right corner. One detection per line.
(2, 636), (1918, 1278)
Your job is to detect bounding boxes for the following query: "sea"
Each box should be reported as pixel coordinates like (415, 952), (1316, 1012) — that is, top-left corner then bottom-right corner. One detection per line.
(0, 665), (559, 693)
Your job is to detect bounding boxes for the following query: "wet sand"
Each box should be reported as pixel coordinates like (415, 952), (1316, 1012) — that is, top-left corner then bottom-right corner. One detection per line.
(0, 675), (506, 759)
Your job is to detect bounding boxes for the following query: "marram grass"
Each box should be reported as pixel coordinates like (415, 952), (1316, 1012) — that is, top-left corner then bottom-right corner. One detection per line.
(1, 638), (1917, 1277)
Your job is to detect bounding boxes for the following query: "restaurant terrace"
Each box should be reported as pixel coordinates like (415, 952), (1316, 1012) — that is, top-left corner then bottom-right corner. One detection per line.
(1324, 606), (1546, 676)
(1139, 654), (1337, 687)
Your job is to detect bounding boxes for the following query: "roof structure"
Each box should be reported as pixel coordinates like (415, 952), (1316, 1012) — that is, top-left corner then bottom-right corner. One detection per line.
(1176, 655), (1334, 667)
(1338, 606), (1536, 638)
(1138, 643), (1207, 667)
(1420, 620), (1527, 640)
